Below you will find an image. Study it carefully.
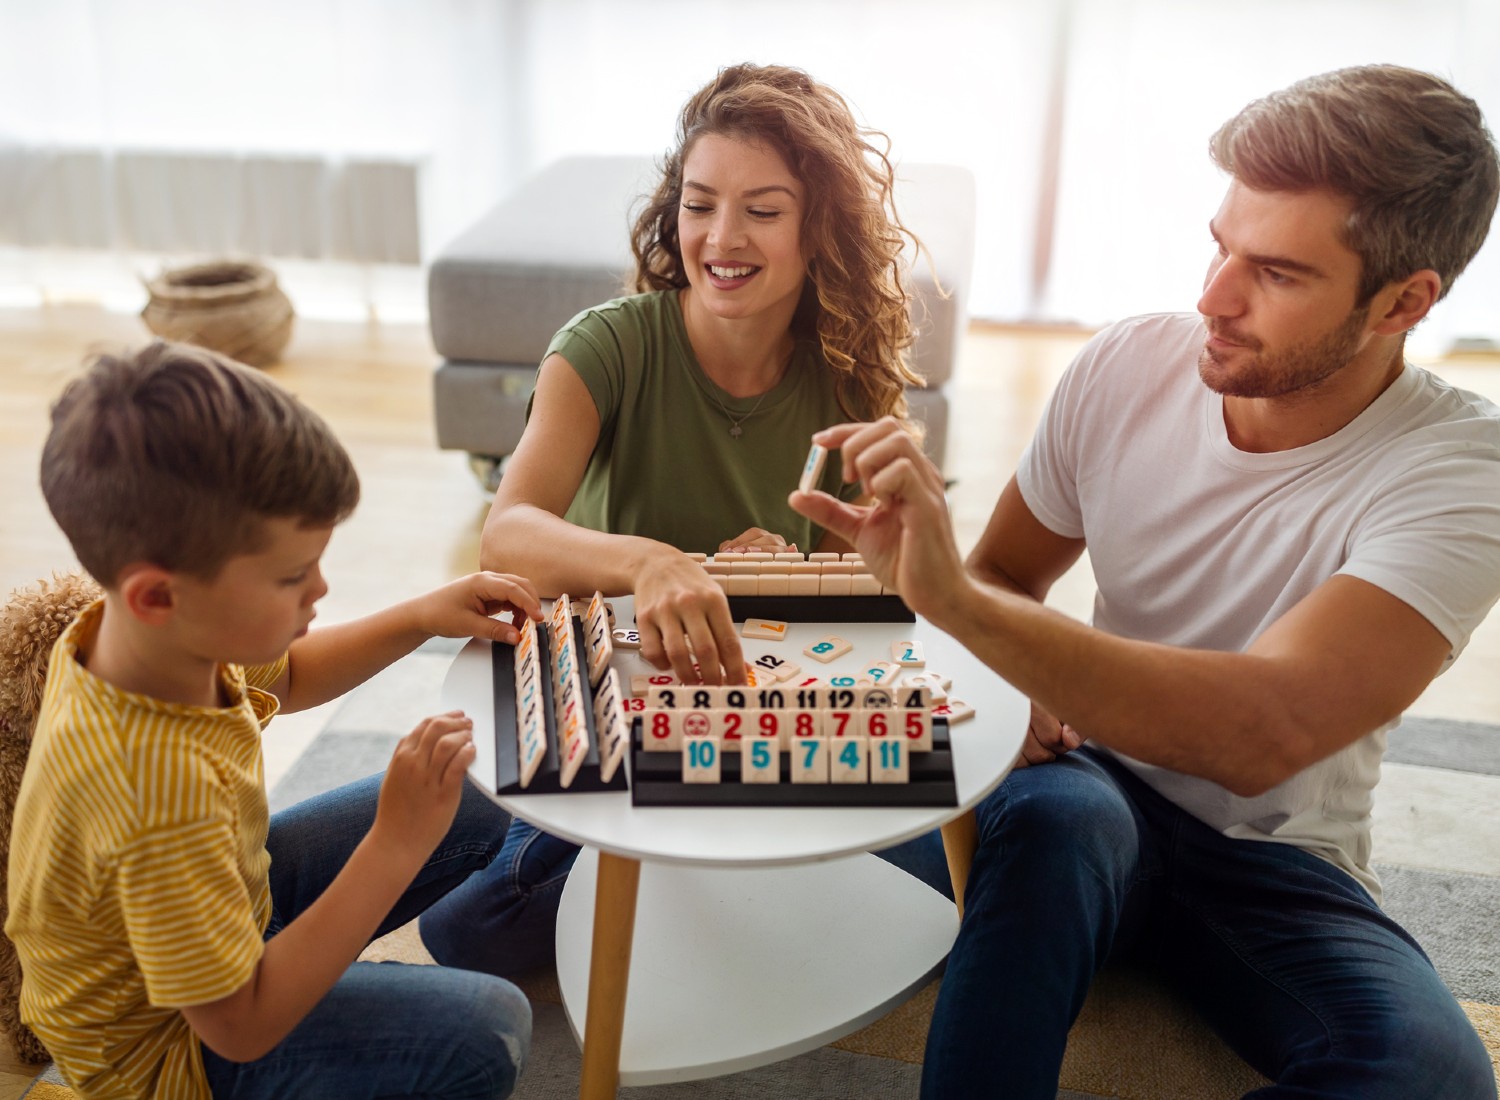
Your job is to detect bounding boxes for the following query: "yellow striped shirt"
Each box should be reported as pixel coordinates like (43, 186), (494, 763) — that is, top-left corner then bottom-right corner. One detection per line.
(6, 600), (285, 1099)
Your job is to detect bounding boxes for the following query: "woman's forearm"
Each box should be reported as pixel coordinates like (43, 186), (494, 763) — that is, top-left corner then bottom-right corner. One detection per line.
(481, 503), (673, 597)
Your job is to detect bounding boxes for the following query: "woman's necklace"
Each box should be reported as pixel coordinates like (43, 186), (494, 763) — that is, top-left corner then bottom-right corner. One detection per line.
(683, 292), (795, 438)
(710, 384), (772, 438)
(703, 343), (795, 439)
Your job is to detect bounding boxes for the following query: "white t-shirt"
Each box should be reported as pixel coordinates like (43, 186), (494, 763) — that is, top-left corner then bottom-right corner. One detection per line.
(1017, 312), (1500, 898)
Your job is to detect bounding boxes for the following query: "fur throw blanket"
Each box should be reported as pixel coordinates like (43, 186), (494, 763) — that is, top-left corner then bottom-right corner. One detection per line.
(0, 572), (101, 1063)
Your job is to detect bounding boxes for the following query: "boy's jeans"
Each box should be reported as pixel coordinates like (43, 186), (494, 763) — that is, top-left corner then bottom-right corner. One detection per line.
(201, 775), (531, 1100)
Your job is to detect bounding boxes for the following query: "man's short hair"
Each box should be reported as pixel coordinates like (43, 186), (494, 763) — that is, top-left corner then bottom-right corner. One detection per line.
(1210, 64), (1500, 303)
(41, 341), (360, 586)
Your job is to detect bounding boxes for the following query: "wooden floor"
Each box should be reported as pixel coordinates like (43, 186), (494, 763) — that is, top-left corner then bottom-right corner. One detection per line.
(0, 305), (488, 632)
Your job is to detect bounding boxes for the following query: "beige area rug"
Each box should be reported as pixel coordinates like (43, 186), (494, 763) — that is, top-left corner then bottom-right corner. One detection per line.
(359, 922), (1500, 1100)
(361, 918), (937, 1062)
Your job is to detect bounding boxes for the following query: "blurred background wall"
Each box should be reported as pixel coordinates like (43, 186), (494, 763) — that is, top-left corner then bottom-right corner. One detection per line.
(2, 0), (1496, 354)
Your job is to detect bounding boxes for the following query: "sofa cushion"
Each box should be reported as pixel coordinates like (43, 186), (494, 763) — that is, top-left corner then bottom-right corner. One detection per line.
(431, 360), (538, 456)
(429, 156), (974, 390)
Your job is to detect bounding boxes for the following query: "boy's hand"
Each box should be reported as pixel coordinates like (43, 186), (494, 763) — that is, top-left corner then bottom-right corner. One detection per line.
(416, 571), (544, 646)
(372, 711), (477, 865)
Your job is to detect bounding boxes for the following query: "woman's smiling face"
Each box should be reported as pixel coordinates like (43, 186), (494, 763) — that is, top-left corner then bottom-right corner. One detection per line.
(676, 132), (807, 323)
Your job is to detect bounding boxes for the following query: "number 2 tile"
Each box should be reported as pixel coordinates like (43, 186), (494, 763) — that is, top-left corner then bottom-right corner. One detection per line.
(890, 640), (925, 667)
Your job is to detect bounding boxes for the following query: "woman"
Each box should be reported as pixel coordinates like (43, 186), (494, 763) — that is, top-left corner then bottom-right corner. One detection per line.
(420, 63), (948, 979)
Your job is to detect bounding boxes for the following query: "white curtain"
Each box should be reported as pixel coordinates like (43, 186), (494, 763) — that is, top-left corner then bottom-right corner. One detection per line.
(0, 0), (518, 317)
(1044, 0), (1500, 354)
(1, 0), (1497, 350)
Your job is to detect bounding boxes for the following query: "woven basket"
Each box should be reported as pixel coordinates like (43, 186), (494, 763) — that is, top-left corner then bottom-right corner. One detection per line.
(140, 260), (294, 368)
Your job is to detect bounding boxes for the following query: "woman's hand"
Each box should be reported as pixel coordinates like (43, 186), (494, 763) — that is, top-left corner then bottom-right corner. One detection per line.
(718, 527), (796, 555)
(633, 549), (746, 684)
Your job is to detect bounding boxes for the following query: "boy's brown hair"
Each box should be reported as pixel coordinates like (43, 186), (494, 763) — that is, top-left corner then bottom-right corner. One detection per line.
(41, 341), (360, 586)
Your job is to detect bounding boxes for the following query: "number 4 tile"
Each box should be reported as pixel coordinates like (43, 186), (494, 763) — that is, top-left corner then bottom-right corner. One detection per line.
(830, 737), (869, 783)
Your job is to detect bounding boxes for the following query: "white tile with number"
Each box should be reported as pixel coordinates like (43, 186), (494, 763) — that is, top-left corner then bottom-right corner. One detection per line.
(803, 635), (853, 663)
(742, 618), (790, 642)
(740, 736), (781, 784)
(890, 640), (925, 667)
(829, 738), (869, 783)
(869, 737), (910, 783)
(682, 735), (722, 783)
(790, 737), (830, 783)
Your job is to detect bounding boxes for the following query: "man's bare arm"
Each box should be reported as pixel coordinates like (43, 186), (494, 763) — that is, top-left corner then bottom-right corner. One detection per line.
(794, 420), (1450, 795)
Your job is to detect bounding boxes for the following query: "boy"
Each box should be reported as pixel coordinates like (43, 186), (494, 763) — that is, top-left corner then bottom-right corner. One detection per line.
(7, 341), (541, 1098)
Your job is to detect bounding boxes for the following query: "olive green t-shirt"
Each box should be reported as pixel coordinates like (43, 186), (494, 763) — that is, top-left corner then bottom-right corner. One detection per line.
(542, 290), (861, 552)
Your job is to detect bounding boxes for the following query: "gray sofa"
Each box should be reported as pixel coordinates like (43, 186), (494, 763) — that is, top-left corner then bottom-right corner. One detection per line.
(429, 155), (975, 488)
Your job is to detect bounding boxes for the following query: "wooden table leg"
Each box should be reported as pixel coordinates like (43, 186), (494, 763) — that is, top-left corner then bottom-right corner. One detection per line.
(940, 810), (979, 918)
(578, 851), (641, 1100)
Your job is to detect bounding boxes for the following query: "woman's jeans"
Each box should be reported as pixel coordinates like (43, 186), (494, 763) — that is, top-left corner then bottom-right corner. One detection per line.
(919, 747), (1496, 1100)
(200, 775), (531, 1100)
(420, 819), (954, 980)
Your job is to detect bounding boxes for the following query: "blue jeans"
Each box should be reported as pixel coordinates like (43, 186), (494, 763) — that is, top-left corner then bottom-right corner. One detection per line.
(420, 818), (955, 979)
(201, 775), (531, 1100)
(921, 747), (1496, 1100)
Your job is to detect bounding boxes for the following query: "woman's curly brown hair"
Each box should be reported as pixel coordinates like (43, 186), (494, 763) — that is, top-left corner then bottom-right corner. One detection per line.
(631, 63), (925, 425)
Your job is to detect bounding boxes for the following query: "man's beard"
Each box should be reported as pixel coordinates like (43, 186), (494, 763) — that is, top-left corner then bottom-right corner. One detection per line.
(1198, 306), (1369, 399)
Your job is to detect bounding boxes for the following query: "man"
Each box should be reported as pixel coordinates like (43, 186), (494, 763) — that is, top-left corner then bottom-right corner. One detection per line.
(792, 65), (1500, 1098)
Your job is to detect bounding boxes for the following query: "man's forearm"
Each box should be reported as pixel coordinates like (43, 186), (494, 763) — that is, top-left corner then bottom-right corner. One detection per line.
(928, 579), (1313, 796)
(965, 553), (1047, 603)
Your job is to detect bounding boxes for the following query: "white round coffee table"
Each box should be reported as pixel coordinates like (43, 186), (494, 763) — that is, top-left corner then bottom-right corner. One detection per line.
(443, 597), (1028, 1097)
